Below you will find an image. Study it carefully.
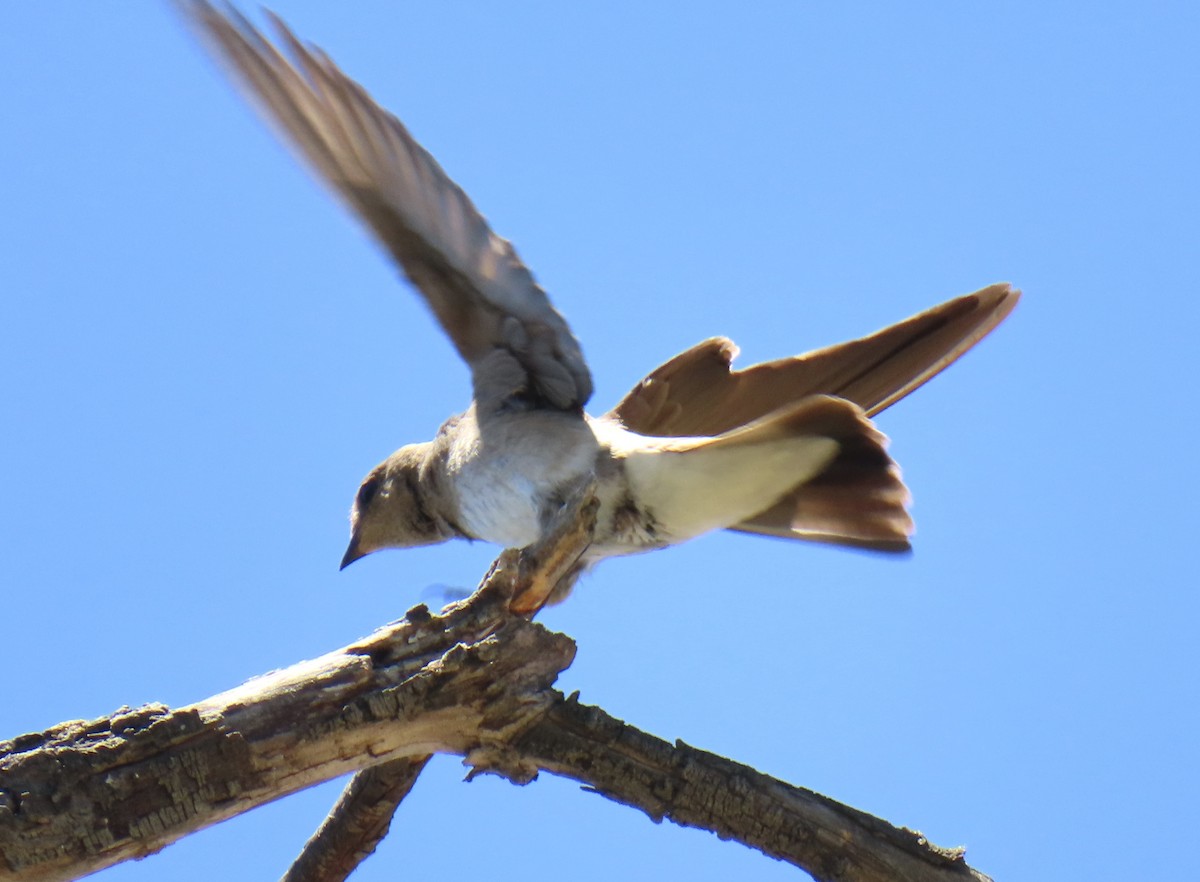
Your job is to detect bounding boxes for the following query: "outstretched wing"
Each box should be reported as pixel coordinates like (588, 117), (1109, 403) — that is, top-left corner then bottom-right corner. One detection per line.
(178, 2), (592, 411)
(608, 283), (1018, 551)
(609, 283), (1019, 436)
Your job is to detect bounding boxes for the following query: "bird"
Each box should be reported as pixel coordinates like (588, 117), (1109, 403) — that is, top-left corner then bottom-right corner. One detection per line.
(178, 2), (1019, 604)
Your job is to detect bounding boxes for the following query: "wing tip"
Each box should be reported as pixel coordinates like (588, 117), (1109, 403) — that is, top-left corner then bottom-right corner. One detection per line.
(972, 281), (1022, 322)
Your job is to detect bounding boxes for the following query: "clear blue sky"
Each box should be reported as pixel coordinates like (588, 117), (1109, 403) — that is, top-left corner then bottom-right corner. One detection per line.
(3, 3), (1197, 880)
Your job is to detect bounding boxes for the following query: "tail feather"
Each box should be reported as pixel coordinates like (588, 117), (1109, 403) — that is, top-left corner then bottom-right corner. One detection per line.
(619, 395), (910, 547)
(727, 408), (913, 551)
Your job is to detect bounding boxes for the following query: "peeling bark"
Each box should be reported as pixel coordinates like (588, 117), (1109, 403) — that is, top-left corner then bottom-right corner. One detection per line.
(0, 588), (570, 882)
(0, 495), (993, 882)
(280, 757), (429, 882)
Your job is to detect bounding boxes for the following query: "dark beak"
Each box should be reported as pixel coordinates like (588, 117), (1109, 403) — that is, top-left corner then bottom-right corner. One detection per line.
(340, 536), (367, 570)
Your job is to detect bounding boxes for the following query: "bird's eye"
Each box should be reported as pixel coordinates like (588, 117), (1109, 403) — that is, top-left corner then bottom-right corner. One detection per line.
(357, 475), (382, 509)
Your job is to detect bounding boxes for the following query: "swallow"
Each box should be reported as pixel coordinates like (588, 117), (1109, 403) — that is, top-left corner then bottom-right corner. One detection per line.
(179, 3), (1019, 603)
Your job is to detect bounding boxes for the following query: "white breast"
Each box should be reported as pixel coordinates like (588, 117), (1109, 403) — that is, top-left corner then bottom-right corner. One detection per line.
(446, 408), (600, 547)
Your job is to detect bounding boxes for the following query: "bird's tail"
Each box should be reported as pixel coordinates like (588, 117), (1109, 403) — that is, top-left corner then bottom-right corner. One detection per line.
(621, 396), (912, 550)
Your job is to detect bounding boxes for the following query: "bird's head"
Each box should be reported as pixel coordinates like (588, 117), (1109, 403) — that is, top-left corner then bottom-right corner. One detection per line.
(340, 443), (450, 569)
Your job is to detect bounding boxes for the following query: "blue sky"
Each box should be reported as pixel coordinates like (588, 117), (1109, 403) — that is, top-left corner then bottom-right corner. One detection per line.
(3, 3), (1198, 880)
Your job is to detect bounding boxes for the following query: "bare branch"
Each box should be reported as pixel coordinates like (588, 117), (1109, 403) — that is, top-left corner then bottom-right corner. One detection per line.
(0, 490), (993, 882)
(272, 486), (601, 882)
(487, 697), (993, 882)
(0, 578), (572, 881)
(280, 756), (428, 882)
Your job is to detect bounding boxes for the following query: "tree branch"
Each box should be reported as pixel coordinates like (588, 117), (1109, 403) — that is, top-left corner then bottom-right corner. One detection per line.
(0, 493), (993, 882)
(0, 590), (569, 882)
(274, 485), (602, 882)
(279, 756), (428, 882)
(488, 697), (992, 882)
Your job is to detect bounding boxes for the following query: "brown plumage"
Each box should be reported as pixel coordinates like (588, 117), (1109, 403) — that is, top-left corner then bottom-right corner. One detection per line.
(610, 284), (1018, 550)
(177, 2), (1020, 586)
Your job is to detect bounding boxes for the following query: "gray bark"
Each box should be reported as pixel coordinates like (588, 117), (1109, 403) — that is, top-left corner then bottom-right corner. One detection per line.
(0, 500), (993, 882)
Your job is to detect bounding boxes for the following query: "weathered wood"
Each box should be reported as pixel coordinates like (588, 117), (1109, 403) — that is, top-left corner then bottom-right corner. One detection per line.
(488, 697), (994, 882)
(0, 491), (994, 882)
(0, 586), (571, 882)
(270, 487), (603, 882)
(279, 756), (429, 882)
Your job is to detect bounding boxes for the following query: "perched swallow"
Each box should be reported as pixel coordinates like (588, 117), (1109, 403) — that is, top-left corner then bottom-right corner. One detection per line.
(180, 3), (1018, 597)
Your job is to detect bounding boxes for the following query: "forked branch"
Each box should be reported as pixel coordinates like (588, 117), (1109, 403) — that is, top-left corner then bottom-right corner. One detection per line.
(0, 494), (991, 882)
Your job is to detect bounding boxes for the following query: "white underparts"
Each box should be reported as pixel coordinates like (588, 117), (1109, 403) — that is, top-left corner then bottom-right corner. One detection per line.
(621, 436), (839, 541)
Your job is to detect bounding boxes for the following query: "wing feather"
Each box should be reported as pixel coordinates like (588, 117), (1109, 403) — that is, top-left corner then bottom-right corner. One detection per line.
(607, 283), (1019, 550)
(609, 284), (1019, 436)
(178, 2), (592, 410)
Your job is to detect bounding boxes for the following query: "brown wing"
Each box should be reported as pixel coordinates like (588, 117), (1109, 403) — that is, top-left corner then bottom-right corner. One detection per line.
(608, 283), (1018, 551)
(609, 283), (1019, 436)
(178, 2), (592, 411)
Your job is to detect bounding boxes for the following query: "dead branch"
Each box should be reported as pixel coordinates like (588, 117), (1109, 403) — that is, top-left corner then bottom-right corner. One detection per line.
(491, 697), (992, 882)
(0, 493), (992, 882)
(279, 756), (428, 882)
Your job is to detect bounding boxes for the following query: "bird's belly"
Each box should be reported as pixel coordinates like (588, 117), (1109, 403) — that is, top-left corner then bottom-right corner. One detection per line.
(455, 470), (545, 547)
(449, 412), (600, 548)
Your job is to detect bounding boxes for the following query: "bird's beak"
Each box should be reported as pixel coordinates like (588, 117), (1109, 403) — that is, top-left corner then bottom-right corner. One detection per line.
(340, 536), (367, 570)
